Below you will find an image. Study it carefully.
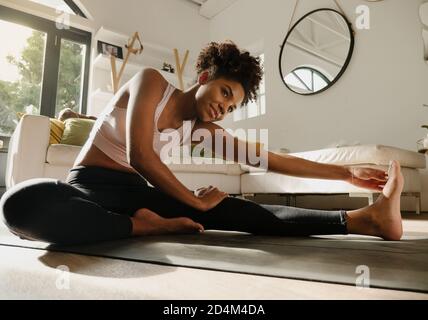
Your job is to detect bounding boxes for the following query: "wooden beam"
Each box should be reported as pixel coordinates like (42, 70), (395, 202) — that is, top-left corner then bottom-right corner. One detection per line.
(174, 48), (189, 90)
(110, 32), (144, 93)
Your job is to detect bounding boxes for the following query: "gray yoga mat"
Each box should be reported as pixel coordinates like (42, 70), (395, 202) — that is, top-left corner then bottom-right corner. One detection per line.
(1, 224), (428, 293)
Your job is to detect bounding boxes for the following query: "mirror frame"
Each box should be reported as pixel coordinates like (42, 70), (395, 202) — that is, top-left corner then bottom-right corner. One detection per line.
(279, 8), (355, 96)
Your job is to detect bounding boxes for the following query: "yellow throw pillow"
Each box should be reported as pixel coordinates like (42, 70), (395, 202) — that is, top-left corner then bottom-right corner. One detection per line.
(49, 118), (65, 145)
(16, 112), (65, 145)
(60, 118), (95, 146)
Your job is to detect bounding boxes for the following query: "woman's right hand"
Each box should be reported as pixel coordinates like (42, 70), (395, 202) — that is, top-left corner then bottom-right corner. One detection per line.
(194, 186), (228, 212)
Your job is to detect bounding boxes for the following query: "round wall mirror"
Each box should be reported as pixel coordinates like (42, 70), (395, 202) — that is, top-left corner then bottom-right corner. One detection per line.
(279, 8), (354, 95)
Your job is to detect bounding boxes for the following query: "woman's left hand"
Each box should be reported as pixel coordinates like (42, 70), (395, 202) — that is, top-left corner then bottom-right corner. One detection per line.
(346, 167), (389, 192)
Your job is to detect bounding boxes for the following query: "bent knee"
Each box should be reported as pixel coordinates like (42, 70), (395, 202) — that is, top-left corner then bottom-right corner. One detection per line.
(0, 179), (65, 230)
(1, 191), (31, 232)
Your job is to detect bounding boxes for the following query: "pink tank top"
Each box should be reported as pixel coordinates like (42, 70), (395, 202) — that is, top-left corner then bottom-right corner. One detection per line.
(88, 83), (196, 169)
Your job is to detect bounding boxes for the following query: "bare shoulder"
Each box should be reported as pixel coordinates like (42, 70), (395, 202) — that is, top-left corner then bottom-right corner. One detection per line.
(112, 68), (168, 109)
(120, 68), (168, 102)
(134, 68), (168, 90)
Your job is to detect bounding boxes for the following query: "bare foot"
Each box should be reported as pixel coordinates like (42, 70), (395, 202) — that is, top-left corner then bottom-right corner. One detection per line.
(370, 160), (404, 240)
(131, 208), (204, 236)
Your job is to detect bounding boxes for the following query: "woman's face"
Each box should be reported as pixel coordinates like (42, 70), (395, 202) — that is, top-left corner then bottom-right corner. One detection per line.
(195, 75), (245, 122)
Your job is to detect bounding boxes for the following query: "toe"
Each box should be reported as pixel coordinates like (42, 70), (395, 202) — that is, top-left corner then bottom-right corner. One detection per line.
(196, 223), (204, 232)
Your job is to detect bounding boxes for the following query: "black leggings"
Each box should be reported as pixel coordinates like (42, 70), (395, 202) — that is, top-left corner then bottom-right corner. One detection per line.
(0, 166), (348, 245)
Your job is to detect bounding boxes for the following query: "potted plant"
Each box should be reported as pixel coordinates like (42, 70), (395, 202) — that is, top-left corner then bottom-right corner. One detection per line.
(161, 62), (175, 73)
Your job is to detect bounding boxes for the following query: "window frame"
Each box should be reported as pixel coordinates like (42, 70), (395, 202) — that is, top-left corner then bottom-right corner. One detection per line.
(63, 0), (87, 18)
(29, 0), (87, 18)
(290, 66), (331, 93)
(0, 4), (91, 119)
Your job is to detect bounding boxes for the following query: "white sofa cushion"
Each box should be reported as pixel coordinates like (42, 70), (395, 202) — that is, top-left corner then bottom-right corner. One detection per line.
(43, 163), (75, 181)
(46, 147), (244, 176)
(46, 144), (82, 166)
(167, 157), (244, 175)
(290, 144), (426, 168)
(241, 144), (426, 172)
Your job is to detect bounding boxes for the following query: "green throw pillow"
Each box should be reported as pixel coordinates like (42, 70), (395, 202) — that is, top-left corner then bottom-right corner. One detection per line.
(60, 118), (95, 146)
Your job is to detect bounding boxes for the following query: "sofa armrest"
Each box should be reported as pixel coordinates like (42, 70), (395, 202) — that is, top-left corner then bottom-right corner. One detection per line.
(5, 114), (50, 189)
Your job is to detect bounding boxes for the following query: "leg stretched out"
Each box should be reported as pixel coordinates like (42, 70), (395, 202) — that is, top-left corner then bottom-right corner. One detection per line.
(95, 161), (404, 241)
(0, 161), (404, 245)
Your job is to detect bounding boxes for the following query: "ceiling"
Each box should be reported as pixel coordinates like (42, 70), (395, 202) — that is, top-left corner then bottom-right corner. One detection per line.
(187, 0), (238, 19)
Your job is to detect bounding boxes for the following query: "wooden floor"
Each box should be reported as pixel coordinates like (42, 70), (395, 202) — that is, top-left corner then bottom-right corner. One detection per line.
(0, 212), (427, 300)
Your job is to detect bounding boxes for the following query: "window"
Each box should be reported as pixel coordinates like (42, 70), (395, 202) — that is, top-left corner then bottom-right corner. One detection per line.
(284, 66), (331, 94)
(0, 20), (47, 134)
(0, 5), (91, 136)
(55, 38), (87, 117)
(234, 53), (266, 122)
(29, 0), (87, 18)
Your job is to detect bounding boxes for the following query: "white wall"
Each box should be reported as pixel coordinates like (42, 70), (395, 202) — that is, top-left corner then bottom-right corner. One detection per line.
(211, 0), (428, 212)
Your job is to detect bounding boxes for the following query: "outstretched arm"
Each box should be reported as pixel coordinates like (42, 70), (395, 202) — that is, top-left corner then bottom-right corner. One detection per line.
(192, 121), (388, 191)
(268, 153), (389, 191)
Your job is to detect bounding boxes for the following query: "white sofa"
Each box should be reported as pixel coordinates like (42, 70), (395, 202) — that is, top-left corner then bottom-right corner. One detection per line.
(5, 114), (426, 213)
(5, 114), (244, 194)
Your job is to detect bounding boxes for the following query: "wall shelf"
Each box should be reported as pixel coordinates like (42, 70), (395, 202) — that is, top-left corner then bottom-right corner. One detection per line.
(93, 26), (195, 76)
(89, 26), (196, 116)
(95, 27), (176, 57)
(93, 54), (142, 75)
(92, 54), (194, 86)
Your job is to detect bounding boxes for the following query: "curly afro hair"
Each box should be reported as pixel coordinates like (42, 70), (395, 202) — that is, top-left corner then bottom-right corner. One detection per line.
(195, 40), (263, 106)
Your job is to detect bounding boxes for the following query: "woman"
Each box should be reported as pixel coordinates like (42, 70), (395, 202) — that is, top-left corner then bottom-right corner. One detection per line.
(0, 41), (404, 245)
